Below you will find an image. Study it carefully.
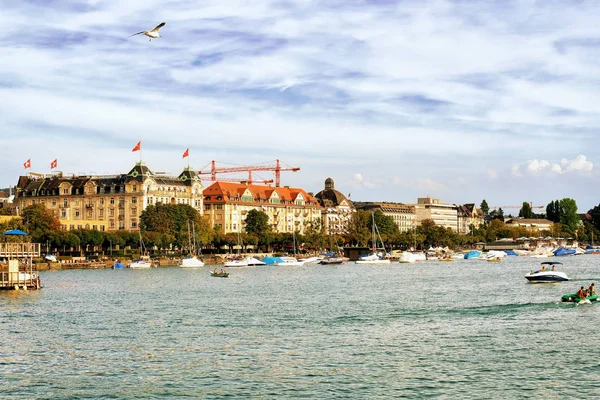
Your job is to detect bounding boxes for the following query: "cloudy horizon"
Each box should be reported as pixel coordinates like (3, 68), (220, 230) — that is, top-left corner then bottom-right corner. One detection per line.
(1, 0), (598, 212)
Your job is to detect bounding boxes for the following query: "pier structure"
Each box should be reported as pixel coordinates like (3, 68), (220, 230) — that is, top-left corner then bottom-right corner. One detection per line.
(0, 242), (41, 290)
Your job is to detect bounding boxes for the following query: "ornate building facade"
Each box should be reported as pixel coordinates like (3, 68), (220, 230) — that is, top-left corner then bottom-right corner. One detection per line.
(455, 203), (484, 235)
(14, 162), (203, 231)
(203, 182), (322, 234)
(313, 178), (355, 235)
(353, 201), (417, 232)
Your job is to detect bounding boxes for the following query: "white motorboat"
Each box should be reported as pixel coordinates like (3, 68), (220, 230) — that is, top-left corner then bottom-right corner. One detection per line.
(180, 256), (205, 268)
(224, 256), (266, 267)
(525, 262), (569, 282)
(129, 257), (153, 269)
(298, 256), (323, 264)
(277, 256), (305, 266)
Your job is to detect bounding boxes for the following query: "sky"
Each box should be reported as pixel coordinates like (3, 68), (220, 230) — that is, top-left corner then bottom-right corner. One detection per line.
(1, 0), (599, 212)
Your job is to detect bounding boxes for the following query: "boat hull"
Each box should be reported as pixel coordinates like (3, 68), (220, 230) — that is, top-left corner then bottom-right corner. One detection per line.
(561, 293), (598, 303)
(356, 259), (391, 264)
(129, 261), (152, 269)
(525, 271), (569, 282)
(180, 257), (205, 268)
(210, 272), (229, 278)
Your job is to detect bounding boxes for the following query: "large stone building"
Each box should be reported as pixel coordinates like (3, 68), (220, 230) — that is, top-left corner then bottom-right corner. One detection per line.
(313, 178), (355, 234)
(203, 182), (322, 234)
(455, 203), (484, 234)
(505, 218), (554, 232)
(413, 197), (458, 231)
(353, 202), (417, 232)
(14, 162), (203, 231)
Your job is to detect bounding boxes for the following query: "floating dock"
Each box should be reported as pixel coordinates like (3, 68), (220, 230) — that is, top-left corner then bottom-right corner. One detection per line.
(0, 243), (41, 290)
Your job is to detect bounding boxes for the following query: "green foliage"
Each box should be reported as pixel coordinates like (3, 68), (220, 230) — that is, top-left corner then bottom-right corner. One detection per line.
(21, 204), (61, 243)
(244, 209), (271, 236)
(140, 203), (213, 249)
(546, 200), (562, 223)
(591, 204), (600, 232)
(480, 199), (489, 216)
(518, 202), (534, 218)
(558, 198), (579, 234)
(349, 210), (372, 246)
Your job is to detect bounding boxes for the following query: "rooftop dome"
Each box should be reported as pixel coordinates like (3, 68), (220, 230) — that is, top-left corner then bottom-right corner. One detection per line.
(314, 178), (349, 207)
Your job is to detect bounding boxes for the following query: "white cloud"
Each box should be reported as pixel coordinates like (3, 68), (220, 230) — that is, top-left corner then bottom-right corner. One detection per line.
(561, 155), (593, 172)
(527, 159), (550, 174)
(353, 173), (364, 184)
(551, 164), (562, 174)
(416, 178), (448, 192)
(511, 164), (522, 177)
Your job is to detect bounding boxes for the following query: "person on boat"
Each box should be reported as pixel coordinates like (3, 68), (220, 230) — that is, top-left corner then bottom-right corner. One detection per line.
(551, 265), (555, 271)
(577, 286), (587, 300)
(220, 268), (225, 274)
(213, 268), (218, 274)
(588, 283), (596, 296)
(541, 265), (546, 272)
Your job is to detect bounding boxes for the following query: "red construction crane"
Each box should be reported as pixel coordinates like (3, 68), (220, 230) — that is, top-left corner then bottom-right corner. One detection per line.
(491, 202), (545, 210)
(198, 159), (300, 187)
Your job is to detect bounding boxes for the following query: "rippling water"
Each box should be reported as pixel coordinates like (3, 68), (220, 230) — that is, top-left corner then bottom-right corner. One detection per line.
(1, 256), (600, 399)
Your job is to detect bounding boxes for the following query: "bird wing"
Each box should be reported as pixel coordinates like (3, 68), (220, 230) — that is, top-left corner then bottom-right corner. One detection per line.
(129, 31), (145, 37)
(151, 22), (166, 32)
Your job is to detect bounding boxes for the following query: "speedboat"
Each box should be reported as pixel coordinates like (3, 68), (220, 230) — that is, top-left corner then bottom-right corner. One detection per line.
(525, 262), (569, 282)
(319, 257), (349, 265)
(180, 256), (205, 268)
(129, 257), (153, 269)
(298, 256), (323, 264)
(277, 257), (305, 266)
(224, 258), (248, 267)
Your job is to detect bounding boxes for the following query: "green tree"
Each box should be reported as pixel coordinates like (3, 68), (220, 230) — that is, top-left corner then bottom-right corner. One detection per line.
(546, 200), (562, 223)
(558, 198), (579, 235)
(349, 210), (372, 246)
(589, 204), (600, 232)
(518, 202), (533, 218)
(480, 199), (489, 216)
(244, 209), (271, 235)
(20, 204), (61, 243)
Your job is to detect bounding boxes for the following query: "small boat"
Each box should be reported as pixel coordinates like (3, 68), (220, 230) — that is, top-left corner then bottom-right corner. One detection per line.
(112, 261), (125, 269)
(129, 256), (153, 269)
(319, 257), (348, 265)
(277, 256), (305, 266)
(224, 258), (248, 267)
(561, 293), (598, 303)
(298, 256), (323, 264)
(439, 257), (454, 262)
(210, 270), (229, 278)
(525, 262), (569, 282)
(464, 250), (481, 259)
(487, 257), (502, 262)
(180, 256), (205, 268)
(356, 212), (391, 264)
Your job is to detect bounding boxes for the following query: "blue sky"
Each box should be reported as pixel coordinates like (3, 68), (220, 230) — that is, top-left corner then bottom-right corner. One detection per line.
(1, 0), (598, 212)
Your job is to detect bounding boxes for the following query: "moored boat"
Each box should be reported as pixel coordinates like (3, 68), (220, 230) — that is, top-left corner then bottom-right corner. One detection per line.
(319, 257), (349, 265)
(129, 256), (153, 269)
(180, 256), (205, 268)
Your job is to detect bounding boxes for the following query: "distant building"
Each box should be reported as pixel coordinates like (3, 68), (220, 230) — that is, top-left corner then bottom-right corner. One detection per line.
(456, 203), (484, 234)
(353, 201), (416, 232)
(203, 182), (322, 234)
(14, 162), (203, 232)
(413, 197), (458, 231)
(313, 178), (355, 235)
(505, 218), (554, 232)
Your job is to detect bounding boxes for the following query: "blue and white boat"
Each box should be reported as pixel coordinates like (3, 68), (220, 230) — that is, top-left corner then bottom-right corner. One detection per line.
(525, 262), (569, 282)
(464, 250), (481, 259)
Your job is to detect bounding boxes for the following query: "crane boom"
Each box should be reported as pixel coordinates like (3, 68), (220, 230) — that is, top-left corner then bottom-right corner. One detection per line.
(198, 159), (300, 187)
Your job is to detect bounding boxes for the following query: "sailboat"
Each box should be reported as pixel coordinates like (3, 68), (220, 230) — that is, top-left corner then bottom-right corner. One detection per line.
(181, 220), (205, 268)
(129, 230), (153, 269)
(276, 231), (305, 266)
(356, 213), (391, 264)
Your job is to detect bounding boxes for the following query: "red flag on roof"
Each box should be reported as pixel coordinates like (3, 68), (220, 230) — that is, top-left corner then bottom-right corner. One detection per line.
(132, 141), (141, 152)
(23, 159), (31, 169)
(50, 159), (57, 169)
(182, 148), (189, 158)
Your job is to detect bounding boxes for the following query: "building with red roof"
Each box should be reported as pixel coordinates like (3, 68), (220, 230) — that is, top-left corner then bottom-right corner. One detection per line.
(203, 182), (322, 234)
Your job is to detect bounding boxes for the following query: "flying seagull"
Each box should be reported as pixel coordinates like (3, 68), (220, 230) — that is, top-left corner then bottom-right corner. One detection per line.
(129, 22), (166, 41)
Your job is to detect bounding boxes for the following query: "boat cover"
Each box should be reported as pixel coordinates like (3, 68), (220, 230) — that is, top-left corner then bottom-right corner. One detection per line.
(553, 247), (576, 256)
(504, 250), (518, 256)
(464, 250), (481, 259)
(262, 256), (284, 265)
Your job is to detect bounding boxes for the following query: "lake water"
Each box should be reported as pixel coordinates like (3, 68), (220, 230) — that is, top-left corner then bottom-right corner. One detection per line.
(1, 256), (600, 399)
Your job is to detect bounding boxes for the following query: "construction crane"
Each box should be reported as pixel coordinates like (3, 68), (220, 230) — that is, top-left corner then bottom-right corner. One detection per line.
(198, 159), (300, 187)
(491, 202), (545, 211)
